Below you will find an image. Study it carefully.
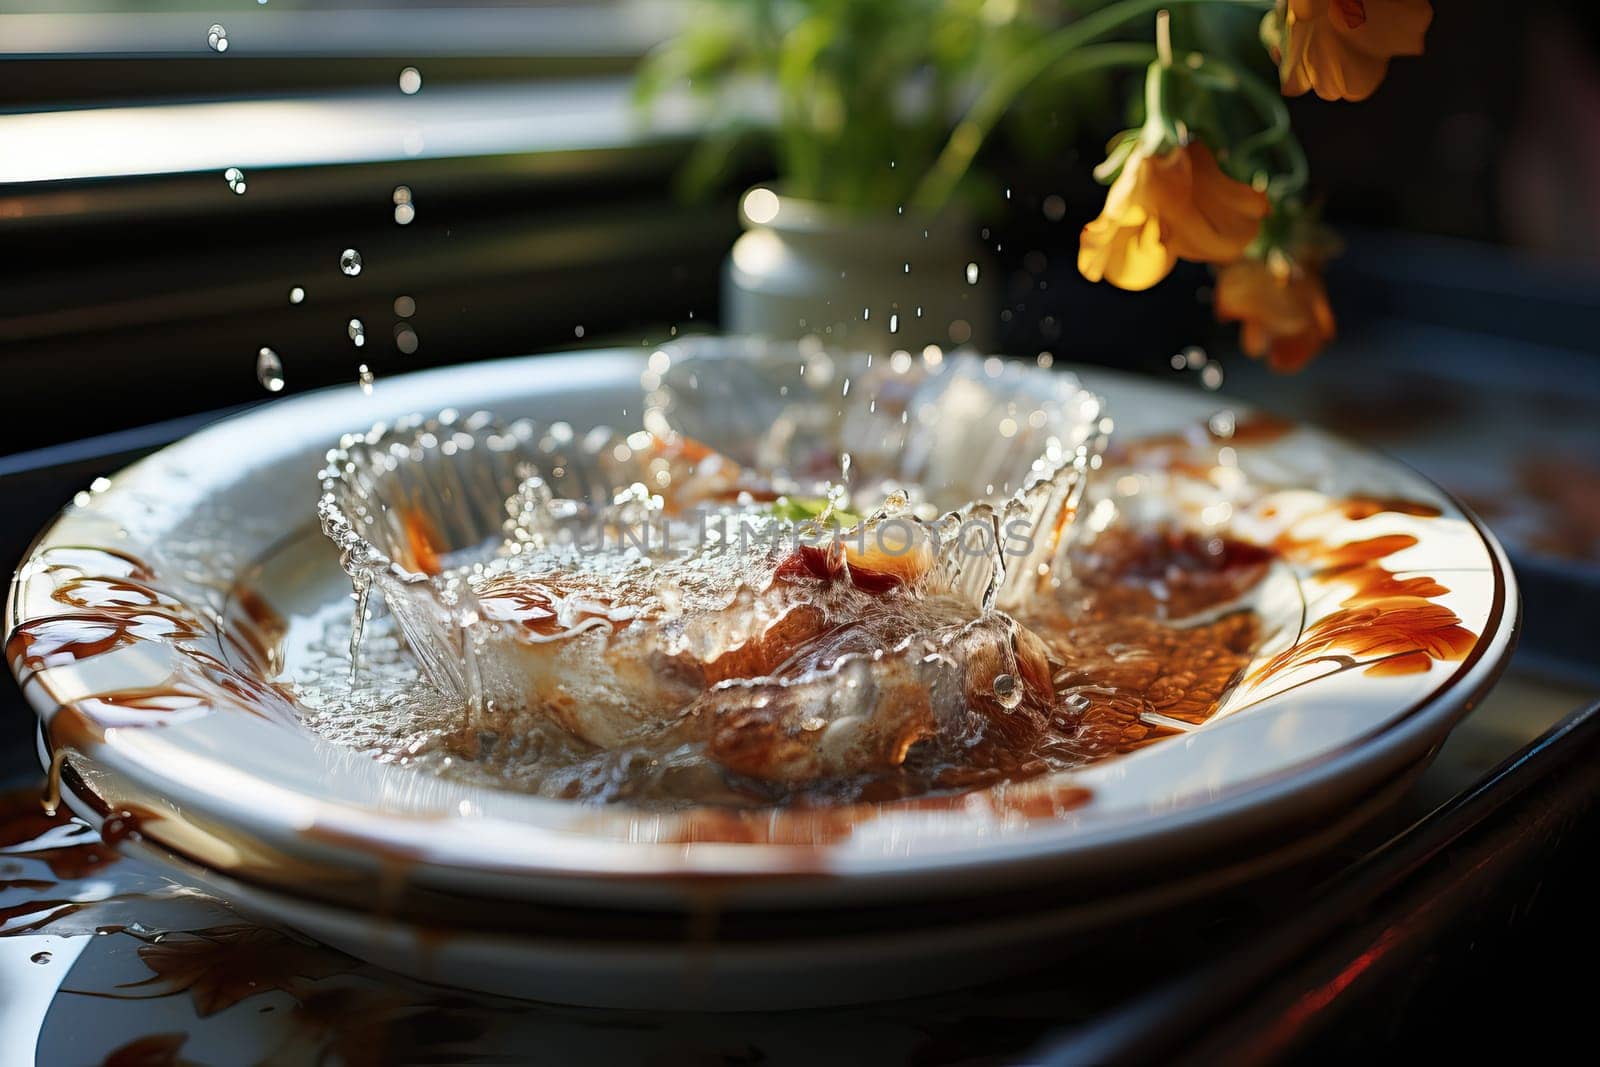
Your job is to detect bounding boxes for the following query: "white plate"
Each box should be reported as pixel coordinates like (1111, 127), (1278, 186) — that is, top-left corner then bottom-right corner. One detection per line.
(6, 343), (1517, 929)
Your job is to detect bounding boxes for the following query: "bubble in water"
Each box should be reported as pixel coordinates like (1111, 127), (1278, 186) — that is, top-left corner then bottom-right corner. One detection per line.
(223, 166), (246, 194)
(398, 67), (423, 94)
(992, 673), (1022, 710)
(965, 262), (980, 285)
(340, 248), (363, 276)
(358, 364), (375, 393)
(207, 24), (228, 52)
(256, 347), (284, 392)
(348, 318), (366, 347)
(1200, 363), (1224, 390)
(289, 286), (305, 304)
(31, 951), (52, 964)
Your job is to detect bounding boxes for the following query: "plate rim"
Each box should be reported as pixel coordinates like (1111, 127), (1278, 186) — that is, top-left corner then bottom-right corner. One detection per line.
(5, 349), (1520, 905)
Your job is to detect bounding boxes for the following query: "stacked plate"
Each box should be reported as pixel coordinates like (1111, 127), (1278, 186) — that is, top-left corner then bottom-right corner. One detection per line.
(4, 339), (1515, 1009)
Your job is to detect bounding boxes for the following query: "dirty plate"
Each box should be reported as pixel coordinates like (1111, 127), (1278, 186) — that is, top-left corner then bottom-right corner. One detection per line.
(5, 340), (1516, 1005)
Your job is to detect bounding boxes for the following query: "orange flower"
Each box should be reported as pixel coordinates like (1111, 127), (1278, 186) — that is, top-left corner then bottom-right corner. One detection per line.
(1277, 0), (1432, 102)
(1215, 252), (1336, 371)
(1079, 141), (1269, 292)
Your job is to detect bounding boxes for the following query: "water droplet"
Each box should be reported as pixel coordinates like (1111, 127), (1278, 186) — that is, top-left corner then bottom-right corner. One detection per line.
(800, 716), (826, 732)
(358, 364), (375, 393)
(1200, 363), (1224, 390)
(223, 166), (246, 194)
(288, 286), (305, 304)
(392, 185), (415, 225)
(1208, 410), (1236, 439)
(742, 187), (780, 225)
(888, 313), (899, 334)
(30, 951), (51, 964)
(1042, 194), (1067, 221)
(393, 295), (415, 317)
(339, 248), (363, 276)
(207, 24), (228, 52)
(395, 324), (419, 354)
(574, 325), (586, 338)
(1169, 353), (1187, 370)
(256, 347), (284, 392)
(993, 673), (1022, 709)
(398, 66), (423, 94)
(965, 262), (980, 285)
(1183, 345), (1207, 369)
(348, 318), (366, 347)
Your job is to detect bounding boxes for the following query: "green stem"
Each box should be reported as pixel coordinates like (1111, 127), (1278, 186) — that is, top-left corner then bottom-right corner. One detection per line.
(911, 0), (1274, 214)
(1189, 53), (1308, 197)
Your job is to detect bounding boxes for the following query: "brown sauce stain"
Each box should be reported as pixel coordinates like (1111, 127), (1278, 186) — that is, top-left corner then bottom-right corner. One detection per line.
(222, 583), (288, 675)
(1338, 496), (1443, 521)
(101, 1033), (194, 1067)
(0, 785), (115, 881)
(1218, 412), (1295, 444)
(1256, 522), (1475, 681)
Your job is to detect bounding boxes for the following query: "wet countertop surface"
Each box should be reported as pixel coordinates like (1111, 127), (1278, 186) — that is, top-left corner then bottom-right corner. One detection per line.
(2, 660), (1590, 1065)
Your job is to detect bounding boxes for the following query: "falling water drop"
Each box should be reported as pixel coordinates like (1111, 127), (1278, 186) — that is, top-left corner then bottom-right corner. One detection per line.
(992, 673), (1022, 709)
(357, 364), (375, 393)
(965, 262), (980, 285)
(1200, 363), (1224, 390)
(398, 66), (423, 94)
(206, 24), (228, 52)
(223, 166), (247, 194)
(288, 286), (305, 304)
(256, 347), (284, 392)
(348, 318), (366, 347)
(340, 248), (363, 276)
(392, 185), (415, 225)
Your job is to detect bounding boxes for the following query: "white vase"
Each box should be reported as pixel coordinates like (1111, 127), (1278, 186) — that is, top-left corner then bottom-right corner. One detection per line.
(723, 186), (998, 354)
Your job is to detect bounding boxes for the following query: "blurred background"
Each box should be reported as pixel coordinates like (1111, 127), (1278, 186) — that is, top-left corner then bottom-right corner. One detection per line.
(1, 0), (1597, 673)
(3, 6), (1600, 1059)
